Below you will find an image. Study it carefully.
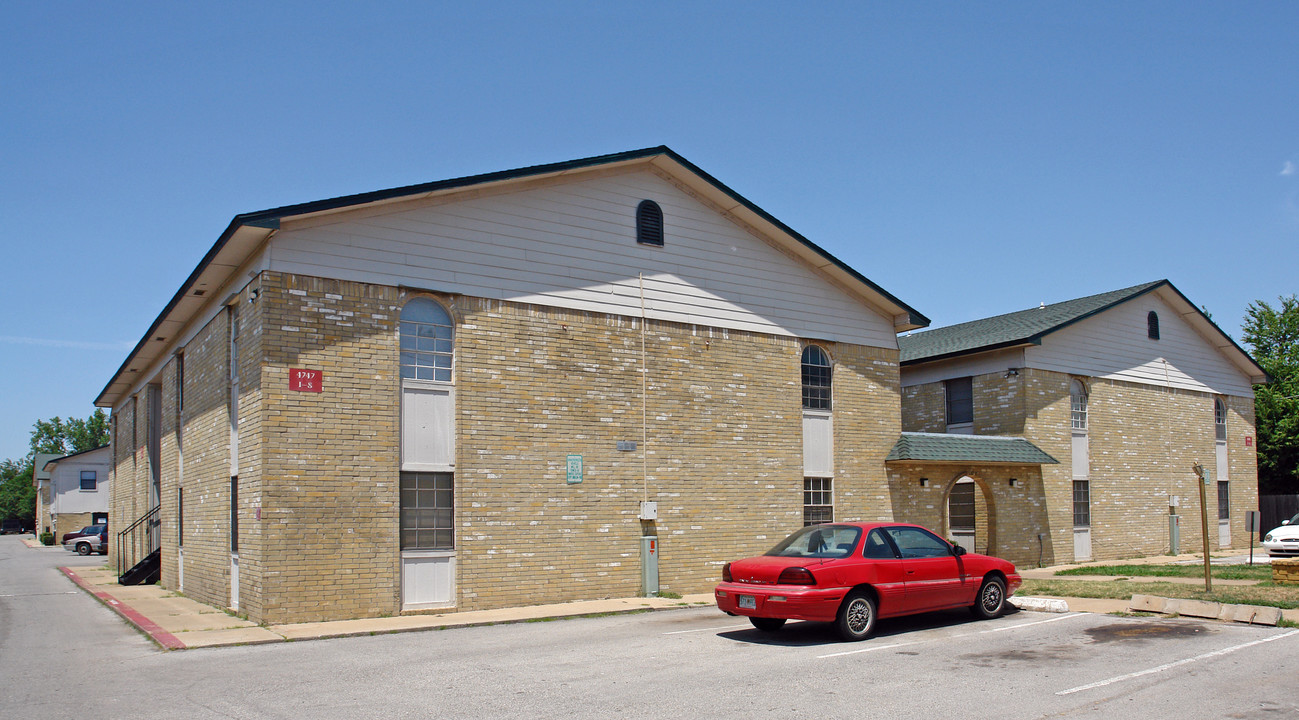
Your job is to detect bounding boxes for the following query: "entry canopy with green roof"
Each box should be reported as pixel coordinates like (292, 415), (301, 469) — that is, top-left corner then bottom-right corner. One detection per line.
(885, 432), (1059, 465)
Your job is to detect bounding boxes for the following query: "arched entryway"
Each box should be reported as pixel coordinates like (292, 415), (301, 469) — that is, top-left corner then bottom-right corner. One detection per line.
(945, 474), (996, 556)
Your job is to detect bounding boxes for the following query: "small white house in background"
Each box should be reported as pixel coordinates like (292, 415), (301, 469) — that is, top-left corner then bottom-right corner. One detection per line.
(44, 446), (112, 540)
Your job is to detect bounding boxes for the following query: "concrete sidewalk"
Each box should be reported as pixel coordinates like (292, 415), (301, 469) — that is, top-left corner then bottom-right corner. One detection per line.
(61, 564), (715, 650)
(56, 548), (1291, 651)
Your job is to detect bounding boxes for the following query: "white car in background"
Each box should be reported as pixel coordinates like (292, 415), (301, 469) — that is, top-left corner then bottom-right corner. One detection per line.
(1263, 513), (1299, 557)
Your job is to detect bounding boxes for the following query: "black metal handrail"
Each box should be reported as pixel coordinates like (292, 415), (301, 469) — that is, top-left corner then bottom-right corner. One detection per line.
(116, 504), (160, 579)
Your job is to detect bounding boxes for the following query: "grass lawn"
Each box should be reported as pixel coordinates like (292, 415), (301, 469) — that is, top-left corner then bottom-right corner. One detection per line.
(1053, 564), (1274, 581)
(1021, 562), (1299, 610)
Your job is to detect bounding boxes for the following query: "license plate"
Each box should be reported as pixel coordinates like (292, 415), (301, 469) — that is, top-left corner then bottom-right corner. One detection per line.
(738, 595), (756, 610)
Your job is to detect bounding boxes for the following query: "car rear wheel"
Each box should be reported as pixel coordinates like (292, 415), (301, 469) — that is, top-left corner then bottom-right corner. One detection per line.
(835, 590), (876, 642)
(971, 576), (1007, 619)
(76, 542), (91, 556)
(749, 617), (786, 632)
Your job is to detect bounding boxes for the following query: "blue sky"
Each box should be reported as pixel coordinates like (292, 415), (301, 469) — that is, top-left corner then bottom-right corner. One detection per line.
(2, 2), (1297, 462)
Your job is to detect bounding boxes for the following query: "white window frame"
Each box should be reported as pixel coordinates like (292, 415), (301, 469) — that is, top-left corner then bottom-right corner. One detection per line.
(803, 477), (833, 526)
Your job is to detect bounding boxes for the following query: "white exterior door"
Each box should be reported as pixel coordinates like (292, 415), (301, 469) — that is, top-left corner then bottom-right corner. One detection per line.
(402, 384), (454, 470)
(1072, 430), (1091, 561)
(802, 412), (833, 477)
(1217, 440), (1231, 547)
(401, 380), (456, 609)
(1073, 527), (1092, 562)
(229, 553), (239, 611)
(402, 551), (457, 609)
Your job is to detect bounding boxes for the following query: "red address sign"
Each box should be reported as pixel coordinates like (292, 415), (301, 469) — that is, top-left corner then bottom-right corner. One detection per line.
(290, 368), (323, 392)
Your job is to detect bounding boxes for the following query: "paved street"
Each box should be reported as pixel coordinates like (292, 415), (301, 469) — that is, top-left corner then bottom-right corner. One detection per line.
(3, 535), (1298, 719)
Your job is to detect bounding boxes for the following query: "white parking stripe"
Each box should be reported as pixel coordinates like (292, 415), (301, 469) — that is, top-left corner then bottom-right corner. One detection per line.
(663, 623), (752, 635)
(818, 641), (921, 659)
(0, 591), (77, 598)
(819, 613), (1085, 658)
(977, 613), (1086, 633)
(1057, 629), (1299, 696)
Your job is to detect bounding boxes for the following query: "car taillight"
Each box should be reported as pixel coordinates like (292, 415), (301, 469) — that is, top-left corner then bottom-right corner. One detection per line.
(777, 567), (816, 585)
(722, 562), (732, 583)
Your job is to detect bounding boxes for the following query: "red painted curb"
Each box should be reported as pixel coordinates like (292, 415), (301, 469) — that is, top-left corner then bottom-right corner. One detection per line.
(60, 567), (186, 650)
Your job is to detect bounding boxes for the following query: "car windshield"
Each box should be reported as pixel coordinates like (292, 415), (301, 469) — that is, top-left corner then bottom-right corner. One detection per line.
(1289, 514), (1299, 526)
(766, 525), (861, 559)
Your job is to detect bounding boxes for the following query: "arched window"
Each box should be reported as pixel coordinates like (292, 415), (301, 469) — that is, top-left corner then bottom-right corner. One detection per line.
(1147, 311), (1160, 340)
(400, 298), (454, 382)
(636, 200), (664, 247)
(1070, 379), (1088, 430)
(801, 345), (831, 410)
(1215, 398), (1227, 441)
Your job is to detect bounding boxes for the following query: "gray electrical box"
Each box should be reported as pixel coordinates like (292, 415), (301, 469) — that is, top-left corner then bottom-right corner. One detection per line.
(640, 535), (659, 596)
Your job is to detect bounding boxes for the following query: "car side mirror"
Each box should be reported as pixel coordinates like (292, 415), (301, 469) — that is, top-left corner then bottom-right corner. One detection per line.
(952, 545), (967, 556)
(1284, 520), (1291, 526)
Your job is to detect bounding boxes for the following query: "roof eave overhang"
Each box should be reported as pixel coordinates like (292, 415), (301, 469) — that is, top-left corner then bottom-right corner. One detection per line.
(95, 221), (277, 408)
(97, 146), (929, 407)
(647, 151), (929, 332)
(1151, 283), (1269, 385)
(900, 340), (1040, 367)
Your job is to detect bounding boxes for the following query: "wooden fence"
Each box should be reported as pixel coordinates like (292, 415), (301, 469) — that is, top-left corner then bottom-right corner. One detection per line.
(1260, 494), (1299, 539)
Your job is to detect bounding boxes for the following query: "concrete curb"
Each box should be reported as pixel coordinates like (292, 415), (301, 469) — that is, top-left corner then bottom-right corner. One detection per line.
(60, 567), (187, 650)
(1010, 596), (1069, 613)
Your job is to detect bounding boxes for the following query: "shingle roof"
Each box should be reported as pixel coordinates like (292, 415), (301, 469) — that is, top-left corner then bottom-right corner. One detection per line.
(898, 280), (1166, 364)
(885, 432), (1059, 465)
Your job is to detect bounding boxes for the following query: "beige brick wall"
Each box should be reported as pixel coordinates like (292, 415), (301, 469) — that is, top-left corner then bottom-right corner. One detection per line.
(109, 393), (145, 570)
(899, 367), (1259, 565)
(153, 309), (235, 610)
(454, 295), (901, 611)
(256, 273), (401, 622)
(52, 512), (99, 542)
(113, 270), (903, 624)
(158, 358), (180, 591)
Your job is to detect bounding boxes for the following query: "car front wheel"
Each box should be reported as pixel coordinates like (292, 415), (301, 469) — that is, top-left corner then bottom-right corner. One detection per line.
(749, 616), (786, 632)
(835, 590), (877, 641)
(76, 543), (91, 556)
(971, 576), (1007, 619)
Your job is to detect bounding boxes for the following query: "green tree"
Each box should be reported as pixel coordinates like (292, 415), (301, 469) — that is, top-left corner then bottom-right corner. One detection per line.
(1242, 295), (1299, 494)
(0, 410), (110, 526)
(31, 409), (109, 455)
(0, 458), (36, 528)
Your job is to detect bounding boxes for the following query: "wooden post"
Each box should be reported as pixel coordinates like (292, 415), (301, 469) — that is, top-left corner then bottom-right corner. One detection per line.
(1193, 463), (1212, 593)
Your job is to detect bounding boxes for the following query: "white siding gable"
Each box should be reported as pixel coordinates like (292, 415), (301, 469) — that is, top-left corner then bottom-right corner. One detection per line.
(267, 169), (898, 348)
(49, 447), (112, 516)
(900, 348), (1025, 388)
(1026, 293), (1254, 397)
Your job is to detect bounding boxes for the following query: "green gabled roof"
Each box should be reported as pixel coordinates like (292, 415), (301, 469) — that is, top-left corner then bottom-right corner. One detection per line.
(885, 432), (1059, 465)
(898, 280), (1166, 365)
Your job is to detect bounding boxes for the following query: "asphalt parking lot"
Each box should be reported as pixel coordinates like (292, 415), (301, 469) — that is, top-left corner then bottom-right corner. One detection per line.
(4, 536), (1298, 718)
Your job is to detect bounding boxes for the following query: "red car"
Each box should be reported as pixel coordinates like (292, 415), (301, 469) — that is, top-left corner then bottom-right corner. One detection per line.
(715, 522), (1022, 641)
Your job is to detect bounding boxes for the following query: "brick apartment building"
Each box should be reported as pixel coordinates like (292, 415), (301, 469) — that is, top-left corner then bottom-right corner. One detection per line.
(894, 281), (1265, 566)
(99, 148), (1265, 624)
(97, 147), (929, 623)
